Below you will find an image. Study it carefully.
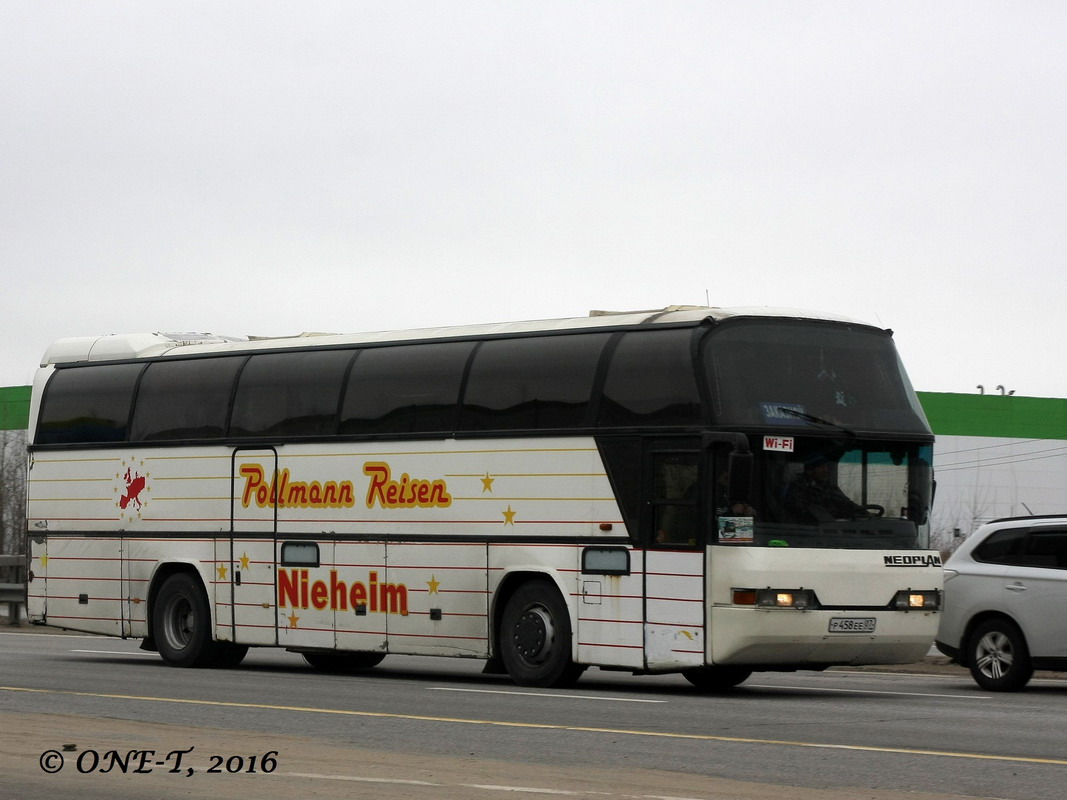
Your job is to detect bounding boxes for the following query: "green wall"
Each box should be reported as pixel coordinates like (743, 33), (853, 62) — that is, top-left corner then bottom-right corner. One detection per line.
(916, 392), (1067, 440)
(0, 386), (30, 431)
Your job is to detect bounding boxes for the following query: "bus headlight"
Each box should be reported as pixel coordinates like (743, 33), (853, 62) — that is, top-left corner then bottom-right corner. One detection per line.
(732, 588), (818, 609)
(891, 589), (941, 610)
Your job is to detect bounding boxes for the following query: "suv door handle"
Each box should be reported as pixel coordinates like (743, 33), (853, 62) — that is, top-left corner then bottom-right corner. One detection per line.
(1005, 582), (1027, 592)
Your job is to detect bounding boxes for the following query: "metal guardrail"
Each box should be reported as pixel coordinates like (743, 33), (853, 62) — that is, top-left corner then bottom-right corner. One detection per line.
(0, 554), (26, 623)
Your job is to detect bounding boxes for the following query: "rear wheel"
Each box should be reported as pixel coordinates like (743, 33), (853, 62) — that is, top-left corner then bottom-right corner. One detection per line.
(967, 618), (1033, 691)
(500, 579), (585, 688)
(302, 651), (386, 672)
(153, 573), (215, 667)
(682, 665), (753, 691)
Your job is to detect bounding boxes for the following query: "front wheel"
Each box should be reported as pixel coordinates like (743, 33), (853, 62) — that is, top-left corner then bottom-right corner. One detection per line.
(967, 618), (1033, 691)
(499, 579), (584, 688)
(682, 665), (753, 691)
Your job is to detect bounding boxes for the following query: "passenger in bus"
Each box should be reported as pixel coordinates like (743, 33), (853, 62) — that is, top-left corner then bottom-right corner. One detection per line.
(785, 454), (869, 523)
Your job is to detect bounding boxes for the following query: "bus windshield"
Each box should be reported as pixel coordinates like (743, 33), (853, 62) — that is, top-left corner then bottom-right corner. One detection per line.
(705, 319), (929, 435)
(720, 439), (934, 550)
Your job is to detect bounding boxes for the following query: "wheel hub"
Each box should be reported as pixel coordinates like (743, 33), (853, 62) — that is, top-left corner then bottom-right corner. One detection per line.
(513, 606), (554, 666)
(976, 632), (1013, 679)
(164, 596), (194, 649)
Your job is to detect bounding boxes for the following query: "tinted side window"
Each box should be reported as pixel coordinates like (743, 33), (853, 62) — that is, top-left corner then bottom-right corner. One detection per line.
(651, 451), (699, 547)
(1020, 529), (1067, 570)
(460, 334), (610, 431)
(598, 329), (702, 427)
(130, 357), (243, 441)
(230, 350), (354, 438)
(973, 527), (1029, 565)
(36, 364), (143, 444)
(340, 342), (474, 435)
(597, 437), (643, 539)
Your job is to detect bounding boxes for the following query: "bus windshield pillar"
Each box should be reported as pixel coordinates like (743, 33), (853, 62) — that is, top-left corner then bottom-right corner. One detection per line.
(702, 432), (753, 507)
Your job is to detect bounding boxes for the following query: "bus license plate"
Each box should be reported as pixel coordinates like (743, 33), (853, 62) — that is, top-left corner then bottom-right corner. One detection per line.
(829, 617), (876, 633)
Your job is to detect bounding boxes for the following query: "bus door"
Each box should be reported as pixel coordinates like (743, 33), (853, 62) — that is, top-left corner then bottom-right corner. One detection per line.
(643, 446), (707, 672)
(272, 454), (341, 653)
(225, 448), (279, 646)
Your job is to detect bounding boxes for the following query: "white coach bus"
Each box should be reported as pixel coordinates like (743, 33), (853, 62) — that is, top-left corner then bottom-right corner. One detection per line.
(25, 306), (941, 689)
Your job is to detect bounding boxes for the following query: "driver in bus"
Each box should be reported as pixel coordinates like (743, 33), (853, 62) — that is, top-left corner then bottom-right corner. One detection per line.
(785, 453), (870, 523)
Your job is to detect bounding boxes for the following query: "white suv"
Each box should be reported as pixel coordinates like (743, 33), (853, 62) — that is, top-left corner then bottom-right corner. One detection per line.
(935, 516), (1067, 691)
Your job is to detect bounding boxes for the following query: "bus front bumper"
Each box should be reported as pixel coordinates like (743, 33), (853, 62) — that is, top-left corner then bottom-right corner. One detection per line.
(709, 607), (939, 667)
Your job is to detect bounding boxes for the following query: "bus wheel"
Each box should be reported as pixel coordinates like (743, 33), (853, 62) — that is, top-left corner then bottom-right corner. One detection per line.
(682, 665), (752, 691)
(500, 580), (585, 688)
(153, 573), (215, 668)
(302, 651), (386, 672)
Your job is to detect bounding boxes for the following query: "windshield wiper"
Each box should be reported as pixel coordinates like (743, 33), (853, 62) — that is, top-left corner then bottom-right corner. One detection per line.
(776, 406), (856, 437)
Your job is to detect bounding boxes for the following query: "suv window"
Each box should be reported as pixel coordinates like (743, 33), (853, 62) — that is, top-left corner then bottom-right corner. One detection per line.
(1022, 529), (1067, 570)
(973, 526), (1067, 569)
(972, 528), (1028, 564)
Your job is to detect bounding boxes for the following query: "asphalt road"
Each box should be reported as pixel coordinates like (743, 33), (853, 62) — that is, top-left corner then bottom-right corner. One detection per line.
(2, 627), (1066, 800)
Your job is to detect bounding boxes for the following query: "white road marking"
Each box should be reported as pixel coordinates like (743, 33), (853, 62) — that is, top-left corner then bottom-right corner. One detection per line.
(287, 773), (704, 798)
(432, 687), (665, 703)
(286, 772), (439, 786)
(462, 784), (582, 795)
(746, 682), (989, 700)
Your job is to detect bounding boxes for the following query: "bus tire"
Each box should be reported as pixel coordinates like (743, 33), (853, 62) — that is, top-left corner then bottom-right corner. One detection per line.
(682, 665), (752, 691)
(153, 572), (215, 668)
(302, 651), (386, 672)
(499, 579), (585, 688)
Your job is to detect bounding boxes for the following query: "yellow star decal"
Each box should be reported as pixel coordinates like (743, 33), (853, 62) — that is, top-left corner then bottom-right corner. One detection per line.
(427, 575), (441, 594)
(39, 554), (48, 567)
(286, 612), (300, 629)
(239, 553), (251, 570)
(216, 563), (228, 580)
(481, 472), (495, 493)
(502, 505), (517, 525)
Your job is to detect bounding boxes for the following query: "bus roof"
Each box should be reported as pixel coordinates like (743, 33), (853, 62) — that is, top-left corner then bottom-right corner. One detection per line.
(39, 306), (878, 367)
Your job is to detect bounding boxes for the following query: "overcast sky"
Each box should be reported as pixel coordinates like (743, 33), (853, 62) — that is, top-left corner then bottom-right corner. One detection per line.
(2, 2), (1064, 399)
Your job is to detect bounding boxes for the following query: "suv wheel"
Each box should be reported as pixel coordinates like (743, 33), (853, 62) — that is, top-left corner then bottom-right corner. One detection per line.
(967, 618), (1034, 691)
